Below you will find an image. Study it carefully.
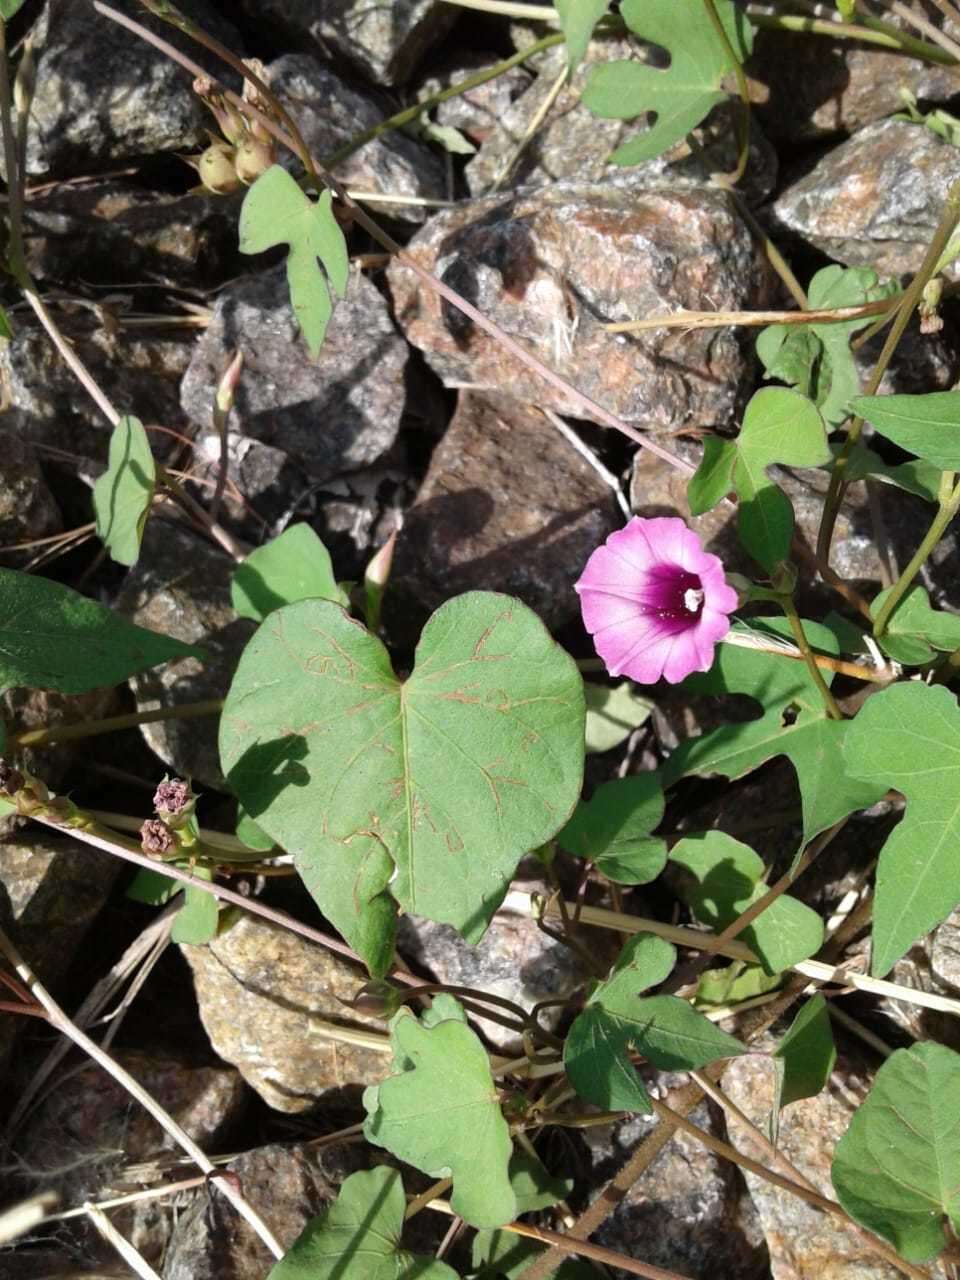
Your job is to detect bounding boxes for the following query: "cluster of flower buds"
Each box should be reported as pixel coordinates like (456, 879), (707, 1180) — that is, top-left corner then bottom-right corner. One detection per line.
(0, 759), (80, 825)
(186, 61), (276, 195)
(139, 776), (197, 859)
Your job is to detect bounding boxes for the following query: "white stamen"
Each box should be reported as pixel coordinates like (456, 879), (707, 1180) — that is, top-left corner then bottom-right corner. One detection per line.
(684, 588), (704, 613)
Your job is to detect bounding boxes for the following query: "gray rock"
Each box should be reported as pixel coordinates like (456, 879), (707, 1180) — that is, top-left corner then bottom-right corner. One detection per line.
(234, 0), (455, 86)
(181, 913), (391, 1113)
(772, 118), (960, 279)
(397, 865), (592, 1053)
(466, 38), (776, 205)
(747, 26), (960, 143)
(181, 267), (407, 482)
(0, 316), (192, 467)
(0, 830), (121, 1065)
(265, 55), (446, 222)
(24, 0), (241, 177)
(884, 908), (960, 1050)
(389, 182), (770, 434)
(422, 53), (534, 148)
(115, 518), (252, 789)
(23, 181), (241, 291)
(390, 391), (620, 636)
(723, 1052), (906, 1280)
(586, 1100), (769, 1279)
(0, 431), (61, 558)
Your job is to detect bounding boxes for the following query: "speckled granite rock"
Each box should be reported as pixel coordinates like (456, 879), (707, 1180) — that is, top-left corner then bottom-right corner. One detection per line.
(23, 0), (241, 177)
(116, 519), (252, 789)
(0, 831), (121, 1064)
(747, 27), (960, 143)
(23, 181), (241, 291)
(389, 182), (769, 434)
(466, 38), (776, 204)
(181, 267), (407, 482)
(233, 0), (455, 85)
(0, 431), (61, 557)
(266, 55), (446, 222)
(772, 118), (960, 279)
(586, 1099), (769, 1279)
(181, 913), (390, 1112)
(389, 392), (620, 636)
(423, 53), (533, 148)
(723, 1051), (908, 1280)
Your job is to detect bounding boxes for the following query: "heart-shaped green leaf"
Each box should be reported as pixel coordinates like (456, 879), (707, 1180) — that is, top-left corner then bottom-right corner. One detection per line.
(93, 415), (156, 567)
(220, 592), (584, 975)
(557, 775), (666, 885)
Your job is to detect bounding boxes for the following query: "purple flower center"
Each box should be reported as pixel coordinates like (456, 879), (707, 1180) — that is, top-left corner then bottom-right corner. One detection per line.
(642, 567), (705, 630)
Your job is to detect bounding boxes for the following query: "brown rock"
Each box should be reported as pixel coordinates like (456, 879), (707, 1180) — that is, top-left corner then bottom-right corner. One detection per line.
(772, 118), (960, 279)
(723, 1052), (910, 1280)
(390, 391), (620, 634)
(181, 913), (391, 1112)
(388, 183), (769, 435)
(748, 28), (960, 143)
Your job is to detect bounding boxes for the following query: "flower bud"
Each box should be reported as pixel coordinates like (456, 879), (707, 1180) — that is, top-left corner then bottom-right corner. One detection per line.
(140, 818), (177, 859)
(193, 143), (240, 195)
(154, 776), (194, 822)
(234, 136), (274, 186)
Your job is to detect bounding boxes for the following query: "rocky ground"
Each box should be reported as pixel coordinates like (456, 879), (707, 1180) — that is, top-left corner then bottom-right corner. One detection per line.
(2, 2), (960, 1278)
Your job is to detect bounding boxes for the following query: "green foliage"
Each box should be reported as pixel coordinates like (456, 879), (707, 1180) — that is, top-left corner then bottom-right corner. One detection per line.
(563, 934), (744, 1112)
(581, 0), (753, 166)
(662, 618), (888, 849)
(583, 680), (653, 754)
(832, 1042), (960, 1262)
(870, 585), (960, 666)
(757, 267), (896, 427)
(842, 443), (940, 503)
(231, 523), (347, 622)
(0, 0), (27, 18)
(0, 568), (200, 697)
(843, 681), (960, 976)
(472, 1229), (592, 1280)
(555, 0), (610, 74)
(670, 831), (823, 974)
(267, 1167), (459, 1280)
(851, 390), (960, 469)
(363, 996), (515, 1228)
(235, 807), (274, 852)
(92, 415), (155, 566)
(695, 963), (781, 1008)
(239, 166), (349, 358)
(220, 592), (584, 976)
(688, 388), (829, 571)
(170, 877), (219, 945)
(771, 995), (835, 1143)
(557, 775), (666, 885)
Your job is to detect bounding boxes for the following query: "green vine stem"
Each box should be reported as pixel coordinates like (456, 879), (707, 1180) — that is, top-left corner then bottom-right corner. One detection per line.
(702, 0), (751, 184)
(872, 474), (960, 638)
(12, 698), (223, 748)
(747, 7), (957, 65)
(781, 596), (843, 719)
(324, 30), (567, 169)
(817, 178), (960, 569)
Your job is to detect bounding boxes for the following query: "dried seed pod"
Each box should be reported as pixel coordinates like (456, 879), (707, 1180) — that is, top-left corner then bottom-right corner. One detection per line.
(234, 135), (274, 186)
(193, 142), (241, 195)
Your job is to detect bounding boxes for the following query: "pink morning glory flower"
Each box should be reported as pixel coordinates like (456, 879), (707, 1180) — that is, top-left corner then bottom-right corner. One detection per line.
(575, 516), (738, 685)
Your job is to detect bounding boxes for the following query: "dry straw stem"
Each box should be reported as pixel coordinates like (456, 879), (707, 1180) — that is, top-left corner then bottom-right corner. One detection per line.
(516, 894), (960, 1019)
(603, 297), (898, 334)
(0, 923), (285, 1260)
(84, 1200), (162, 1280)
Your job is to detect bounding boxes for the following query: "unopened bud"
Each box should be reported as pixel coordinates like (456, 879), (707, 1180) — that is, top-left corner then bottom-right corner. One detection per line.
(194, 143), (240, 195)
(234, 135), (274, 186)
(216, 350), (243, 415)
(13, 38), (35, 120)
(343, 980), (405, 1019)
(140, 818), (177, 858)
